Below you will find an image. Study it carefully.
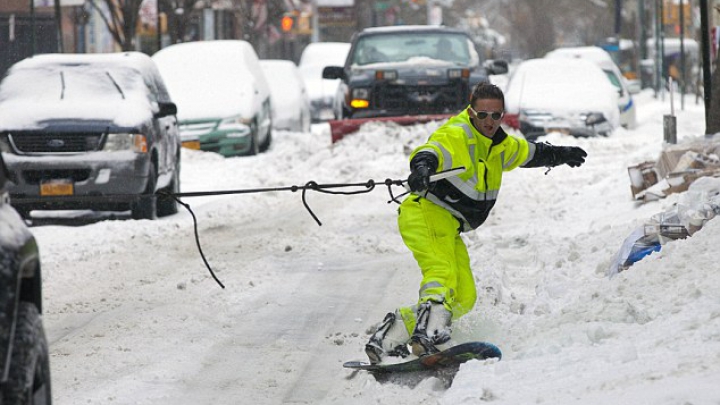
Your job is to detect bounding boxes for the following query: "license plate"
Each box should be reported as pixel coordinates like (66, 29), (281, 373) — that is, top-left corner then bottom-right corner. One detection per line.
(182, 140), (201, 150)
(40, 180), (74, 196)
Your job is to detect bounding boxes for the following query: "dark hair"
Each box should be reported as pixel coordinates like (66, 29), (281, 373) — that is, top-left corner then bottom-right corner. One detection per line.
(469, 82), (504, 108)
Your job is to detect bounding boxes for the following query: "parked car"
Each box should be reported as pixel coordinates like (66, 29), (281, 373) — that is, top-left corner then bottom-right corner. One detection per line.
(0, 52), (181, 220)
(259, 59), (311, 133)
(1, 153), (52, 405)
(298, 42), (351, 122)
(503, 58), (620, 140)
(153, 40), (272, 157)
(322, 25), (508, 120)
(545, 46), (638, 129)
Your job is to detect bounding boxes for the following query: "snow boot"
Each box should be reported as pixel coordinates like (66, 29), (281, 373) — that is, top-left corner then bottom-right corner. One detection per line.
(365, 311), (411, 364)
(409, 301), (452, 357)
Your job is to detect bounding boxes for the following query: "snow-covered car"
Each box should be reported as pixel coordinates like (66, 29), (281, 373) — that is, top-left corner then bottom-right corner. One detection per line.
(322, 25), (508, 120)
(153, 40), (272, 157)
(503, 58), (620, 140)
(545, 46), (638, 129)
(0, 52), (181, 220)
(259, 59), (311, 133)
(1, 152), (52, 404)
(298, 42), (351, 122)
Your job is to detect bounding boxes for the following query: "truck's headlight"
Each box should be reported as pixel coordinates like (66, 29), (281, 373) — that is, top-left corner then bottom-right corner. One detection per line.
(375, 70), (397, 80)
(350, 88), (370, 109)
(448, 69), (469, 79)
(104, 133), (148, 153)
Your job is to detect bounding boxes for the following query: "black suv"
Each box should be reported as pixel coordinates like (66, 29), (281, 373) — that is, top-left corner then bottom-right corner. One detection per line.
(0, 52), (181, 220)
(0, 153), (52, 404)
(323, 25), (508, 119)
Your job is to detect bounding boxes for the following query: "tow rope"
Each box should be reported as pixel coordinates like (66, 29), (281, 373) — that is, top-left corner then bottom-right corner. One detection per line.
(162, 177), (406, 289)
(165, 167), (464, 289)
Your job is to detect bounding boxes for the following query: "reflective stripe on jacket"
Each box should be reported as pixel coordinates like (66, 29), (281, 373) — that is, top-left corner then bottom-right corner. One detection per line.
(410, 108), (535, 232)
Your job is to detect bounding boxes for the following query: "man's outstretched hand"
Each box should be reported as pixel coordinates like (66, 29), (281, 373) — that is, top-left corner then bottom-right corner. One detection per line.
(554, 146), (587, 168)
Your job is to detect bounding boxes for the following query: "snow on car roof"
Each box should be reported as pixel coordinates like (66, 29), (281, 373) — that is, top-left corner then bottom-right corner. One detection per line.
(359, 25), (465, 35)
(259, 59), (306, 114)
(152, 40), (264, 121)
(505, 58), (619, 123)
(545, 46), (615, 65)
(0, 52), (163, 130)
(298, 42), (350, 67)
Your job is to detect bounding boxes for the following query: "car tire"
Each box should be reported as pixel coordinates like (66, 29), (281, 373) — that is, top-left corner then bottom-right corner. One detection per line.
(156, 158), (179, 217)
(1, 302), (52, 405)
(131, 163), (157, 220)
(260, 125), (272, 153)
(246, 121), (260, 156)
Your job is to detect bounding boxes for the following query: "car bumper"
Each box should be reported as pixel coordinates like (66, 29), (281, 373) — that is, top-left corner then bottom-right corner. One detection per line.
(179, 124), (253, 157)
(2, 151), (150, 211)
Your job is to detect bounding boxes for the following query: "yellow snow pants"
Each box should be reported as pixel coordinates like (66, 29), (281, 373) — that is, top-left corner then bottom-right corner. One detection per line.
(396, 195), (477, 333)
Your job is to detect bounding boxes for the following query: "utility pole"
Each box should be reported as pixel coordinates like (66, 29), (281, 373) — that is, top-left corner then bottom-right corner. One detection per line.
(30, 0), (36, 56)
(699, 0), (712, 130)
(638, 0), (647, 75)
(54, 0), (64, 52)
(654, 0), (662, 95)
(615, 0), (623, 35)
(156, 0), (162, 51)
(680, 0), (686, 110)
(311, 0), (319, 43)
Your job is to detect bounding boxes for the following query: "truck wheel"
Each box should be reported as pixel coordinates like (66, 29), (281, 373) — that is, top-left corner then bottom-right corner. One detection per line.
(1, 302), (52, 405)
(132, 164), (157, 220)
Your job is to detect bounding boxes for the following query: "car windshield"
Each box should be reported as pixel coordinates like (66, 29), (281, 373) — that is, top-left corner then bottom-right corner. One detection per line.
(350, 32), (471, 66)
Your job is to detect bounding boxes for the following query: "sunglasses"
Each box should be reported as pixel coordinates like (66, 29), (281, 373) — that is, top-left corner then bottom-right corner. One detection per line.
(468, 107), (504, 121)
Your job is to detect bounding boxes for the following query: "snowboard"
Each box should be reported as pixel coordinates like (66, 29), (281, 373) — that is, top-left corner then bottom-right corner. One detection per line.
(343, 341), (501, 373)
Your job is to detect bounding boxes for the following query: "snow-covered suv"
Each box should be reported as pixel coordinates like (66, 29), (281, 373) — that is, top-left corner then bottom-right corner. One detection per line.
(0, 52), (181, 220)
(0, 153), (52, 404)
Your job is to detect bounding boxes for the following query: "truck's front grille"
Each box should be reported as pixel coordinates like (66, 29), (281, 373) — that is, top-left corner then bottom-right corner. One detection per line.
(9, 133), (103, 153)
(373, 82), (468, 112)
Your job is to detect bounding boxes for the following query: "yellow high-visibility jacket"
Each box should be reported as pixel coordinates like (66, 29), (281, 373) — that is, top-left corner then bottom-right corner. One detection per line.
(410, 108), (537, 232)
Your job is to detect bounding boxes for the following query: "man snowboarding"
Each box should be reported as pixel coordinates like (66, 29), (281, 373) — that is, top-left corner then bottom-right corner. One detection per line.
(365, 83), (587, 364)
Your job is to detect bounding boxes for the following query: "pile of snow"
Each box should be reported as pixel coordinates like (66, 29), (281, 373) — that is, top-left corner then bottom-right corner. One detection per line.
(33, 90), (720, 404)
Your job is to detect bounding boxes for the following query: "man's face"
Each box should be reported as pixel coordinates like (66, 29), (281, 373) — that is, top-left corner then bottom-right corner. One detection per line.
(469, 98), (504, 138)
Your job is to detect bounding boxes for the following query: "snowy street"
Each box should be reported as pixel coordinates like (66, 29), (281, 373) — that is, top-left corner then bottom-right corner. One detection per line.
(32, 90), (720, 404)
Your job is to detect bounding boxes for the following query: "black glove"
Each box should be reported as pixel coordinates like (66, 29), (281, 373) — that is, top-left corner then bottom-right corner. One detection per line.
(407, 152), (438, 192)
(552, 146), (587, 168)
(523, 142), (587, 168)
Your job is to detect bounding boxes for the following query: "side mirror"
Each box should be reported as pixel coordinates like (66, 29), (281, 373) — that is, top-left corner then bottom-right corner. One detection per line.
(155, 102), (177, 118)
(483, 59), (509, 75)
(585, 112), (607, 126)
(322, 66), (344, 80)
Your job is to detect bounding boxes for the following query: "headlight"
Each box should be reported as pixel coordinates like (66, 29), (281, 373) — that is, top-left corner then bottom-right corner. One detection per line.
(350, 88), (370, 109)
(217, 116), (252, 136)
(448, 69), (469, 79)
(375, 70), (397, 80)
(104, 133), (148, 153)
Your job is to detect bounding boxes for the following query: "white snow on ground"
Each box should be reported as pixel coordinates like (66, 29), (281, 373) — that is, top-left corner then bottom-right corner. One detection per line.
(32, 90), (720, 404)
